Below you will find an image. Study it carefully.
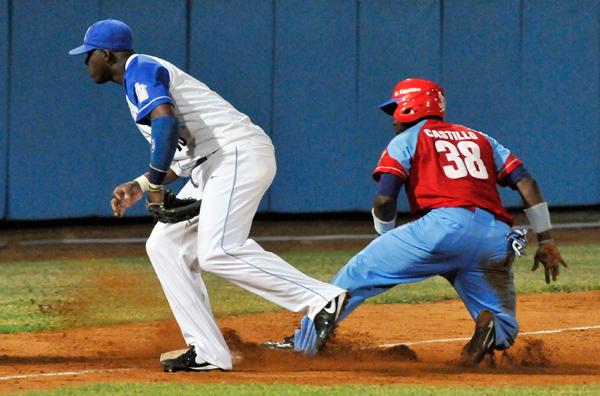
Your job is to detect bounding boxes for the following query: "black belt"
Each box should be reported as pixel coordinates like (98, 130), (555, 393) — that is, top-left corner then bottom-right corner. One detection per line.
(196, 156), (208, 166)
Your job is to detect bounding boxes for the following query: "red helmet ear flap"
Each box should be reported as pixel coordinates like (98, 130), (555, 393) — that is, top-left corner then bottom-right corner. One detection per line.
(393, 103), (413, 122)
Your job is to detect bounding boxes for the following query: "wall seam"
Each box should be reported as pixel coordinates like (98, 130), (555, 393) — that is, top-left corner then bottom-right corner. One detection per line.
(4, 0), (12, 219)
(185, 0), (191, 73)
(439, 0), (444, 83)
(267, 0), (277, 211)
(519, 0), (524, 138)
(355, 0), (360, 143)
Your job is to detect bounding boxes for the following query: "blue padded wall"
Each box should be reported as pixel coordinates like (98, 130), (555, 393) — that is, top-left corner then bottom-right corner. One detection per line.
(9, 1), (188, 220)
(521, 0), (600, 206)
(9, 1), (102, 220)
(443, 0), (523, 207)
(0, 0), (7, 219)
(188, 0), (274, 211)
(358, 0), (441, 213)
(2, 0), (600, 220)
(271, 0), (359, 212)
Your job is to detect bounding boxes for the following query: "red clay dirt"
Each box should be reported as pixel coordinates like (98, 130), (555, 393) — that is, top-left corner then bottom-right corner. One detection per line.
(0, 219), (599, 393)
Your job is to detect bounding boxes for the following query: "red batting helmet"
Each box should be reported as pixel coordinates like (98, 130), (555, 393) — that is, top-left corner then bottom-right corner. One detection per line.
(379, 79), (446, 123)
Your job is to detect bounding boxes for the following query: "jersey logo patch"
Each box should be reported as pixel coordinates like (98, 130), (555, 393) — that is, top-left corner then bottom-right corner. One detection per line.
(135, 83), (149, 103)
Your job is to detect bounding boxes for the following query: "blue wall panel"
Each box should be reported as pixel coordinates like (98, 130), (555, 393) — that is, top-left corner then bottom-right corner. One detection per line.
(0, 0), (7, 219)
(102, 1), (188, 68)
(9, 1), (102, 220)
(443, 0), (523, 207)
(8, 1), (188, 220)
(359, 0), (441, 213)
(521, 0), (600, 206)
(189, 0), (274, 211)
(271, 0), (358, 212)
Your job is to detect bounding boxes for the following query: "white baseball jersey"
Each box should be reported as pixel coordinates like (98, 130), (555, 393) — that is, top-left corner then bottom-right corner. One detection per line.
(123, 54), (272, 177)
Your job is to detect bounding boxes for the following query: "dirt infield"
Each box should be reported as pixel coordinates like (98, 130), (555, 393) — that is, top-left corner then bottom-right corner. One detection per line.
(1, 216), (600, 393)
(1, 292), (600, 393)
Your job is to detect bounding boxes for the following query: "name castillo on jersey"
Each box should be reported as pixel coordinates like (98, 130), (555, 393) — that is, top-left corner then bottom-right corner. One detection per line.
(423, 128), (478, 141)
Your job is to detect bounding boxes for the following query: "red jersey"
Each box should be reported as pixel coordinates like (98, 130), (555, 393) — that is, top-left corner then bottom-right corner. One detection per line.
(373, 119), (522, 226)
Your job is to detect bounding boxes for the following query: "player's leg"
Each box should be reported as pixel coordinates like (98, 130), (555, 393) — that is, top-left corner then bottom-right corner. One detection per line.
(146, 182), (232, 371)
(447, 209), (519, 361)
(279, 208), (476, 354)
(331, 207), (475, 322)
(195, 140), (346, 320)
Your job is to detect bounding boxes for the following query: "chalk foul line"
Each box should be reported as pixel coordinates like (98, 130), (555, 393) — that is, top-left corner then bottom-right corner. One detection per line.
(375, 324), (600, 348)
(0, 368), (132, 381)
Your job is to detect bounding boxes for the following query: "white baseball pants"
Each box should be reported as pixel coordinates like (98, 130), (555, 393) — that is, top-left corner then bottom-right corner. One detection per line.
(146, 139), (346, 370)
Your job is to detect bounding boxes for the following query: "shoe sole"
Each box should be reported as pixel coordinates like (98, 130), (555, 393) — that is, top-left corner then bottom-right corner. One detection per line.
(162, 363), (221, 372)
(460, 309), (495, 365)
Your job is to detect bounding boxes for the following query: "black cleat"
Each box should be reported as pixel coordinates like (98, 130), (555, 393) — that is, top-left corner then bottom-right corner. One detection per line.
(261, 335), (295, 351)
(460, 309), (496, 365)
(161, 347), (221, 372)
(314, 292), (349, 351)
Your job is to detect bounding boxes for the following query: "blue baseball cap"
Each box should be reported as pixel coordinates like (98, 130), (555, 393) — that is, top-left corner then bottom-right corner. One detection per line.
(69, 19), (133, 55)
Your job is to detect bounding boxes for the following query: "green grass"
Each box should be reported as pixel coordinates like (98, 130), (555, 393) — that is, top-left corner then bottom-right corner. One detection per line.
(0, 245), (598, 333)
(0, 258), (171, 333)
(9, 383), (600, 396)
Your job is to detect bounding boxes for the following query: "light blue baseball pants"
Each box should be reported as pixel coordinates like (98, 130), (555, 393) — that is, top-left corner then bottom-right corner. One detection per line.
(332, 207), (519, 350)
(294, 207), (519, 354)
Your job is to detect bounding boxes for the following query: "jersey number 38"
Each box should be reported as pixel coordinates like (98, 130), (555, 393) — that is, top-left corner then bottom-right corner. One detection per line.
(435, 140), (489, 180)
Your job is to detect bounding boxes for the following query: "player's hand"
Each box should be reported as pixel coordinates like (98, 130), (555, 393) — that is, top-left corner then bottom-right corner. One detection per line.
(531, 242), (568, 284)
(147, 189), (165, 204)
(111, 182), (144, 218)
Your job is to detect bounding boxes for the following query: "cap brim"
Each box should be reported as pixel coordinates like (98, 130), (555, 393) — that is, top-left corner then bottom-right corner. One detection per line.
(69, 44), (94, 55)
(379, 98), (400, 115)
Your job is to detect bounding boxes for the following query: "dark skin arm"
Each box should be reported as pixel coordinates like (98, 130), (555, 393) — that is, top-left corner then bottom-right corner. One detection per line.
(373, 195), (397, 222)
(515, 176), (568, 283)
(110, 103), (179, 217)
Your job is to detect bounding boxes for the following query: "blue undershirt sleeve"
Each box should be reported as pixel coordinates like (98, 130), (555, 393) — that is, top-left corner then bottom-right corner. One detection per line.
(148, 115), (180, 185)
(376, 172), (404, 199)
(503, 164), (531, 190)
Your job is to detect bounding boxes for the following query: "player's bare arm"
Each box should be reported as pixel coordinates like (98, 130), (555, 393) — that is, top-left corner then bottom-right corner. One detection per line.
(373, 195), (397, 221)
(515, 176), (568, 283)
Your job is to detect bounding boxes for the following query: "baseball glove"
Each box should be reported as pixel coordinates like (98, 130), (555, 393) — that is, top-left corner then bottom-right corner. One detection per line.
(145, 190), (201, 223)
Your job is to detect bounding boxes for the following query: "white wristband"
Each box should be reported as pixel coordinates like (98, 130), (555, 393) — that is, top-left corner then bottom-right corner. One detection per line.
(372, 208), (396, 235)
(524, 202), (552, 234)
(134, 175), (150, 193)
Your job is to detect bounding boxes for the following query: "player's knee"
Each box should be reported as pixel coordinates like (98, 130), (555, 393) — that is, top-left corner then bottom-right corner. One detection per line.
(197, 247), (230, 273)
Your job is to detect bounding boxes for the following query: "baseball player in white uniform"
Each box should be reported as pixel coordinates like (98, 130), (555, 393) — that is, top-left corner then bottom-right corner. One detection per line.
(70, 19), (348, 371)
